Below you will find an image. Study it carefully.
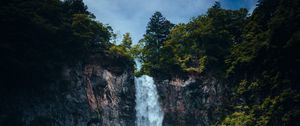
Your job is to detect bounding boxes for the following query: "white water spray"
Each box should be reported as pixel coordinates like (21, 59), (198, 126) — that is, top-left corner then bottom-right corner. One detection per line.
(135, 75), (164, 126)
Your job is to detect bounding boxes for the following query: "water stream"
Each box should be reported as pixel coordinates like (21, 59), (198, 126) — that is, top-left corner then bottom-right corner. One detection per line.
(135, 75), (164, 126)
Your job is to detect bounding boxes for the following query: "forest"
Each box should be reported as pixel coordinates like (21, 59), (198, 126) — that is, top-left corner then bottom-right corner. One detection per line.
(0, 0), (299, 125)
(136, 0), (300, 125)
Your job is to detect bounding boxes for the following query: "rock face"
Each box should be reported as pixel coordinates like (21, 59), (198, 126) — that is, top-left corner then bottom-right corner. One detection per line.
(156, 75), (226, 126)
(0, 60), (136, 126)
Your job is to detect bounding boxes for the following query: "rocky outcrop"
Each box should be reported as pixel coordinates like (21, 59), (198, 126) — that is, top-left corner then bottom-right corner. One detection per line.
(0, 58), (136, 126)
(156, 75), (226, 126)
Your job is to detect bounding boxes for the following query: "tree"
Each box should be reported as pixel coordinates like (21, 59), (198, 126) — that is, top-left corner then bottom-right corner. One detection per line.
(154, 2), (247, 78)
(0, 0), (131, 92)
(121, 32), (132, 49)
(141, 11), (174, 76)
(222, 0), (300, 125)
(63, 0), (90, 15)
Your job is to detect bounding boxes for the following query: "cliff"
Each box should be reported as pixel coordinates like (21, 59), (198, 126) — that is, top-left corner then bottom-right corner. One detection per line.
(0, 55), (136, 126)
(156, 75), (227, 126)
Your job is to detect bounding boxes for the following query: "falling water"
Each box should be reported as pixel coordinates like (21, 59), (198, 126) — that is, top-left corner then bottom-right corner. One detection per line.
(135, 75), (164, 126)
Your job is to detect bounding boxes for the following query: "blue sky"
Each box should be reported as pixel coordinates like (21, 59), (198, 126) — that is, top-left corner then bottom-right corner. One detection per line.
(83, 0), (257, 44)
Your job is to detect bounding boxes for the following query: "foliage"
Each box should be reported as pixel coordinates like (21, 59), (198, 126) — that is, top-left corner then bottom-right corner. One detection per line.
(221, 0), (300, 125)
(221, 112), (255, 126)
(136, 1), (300, 125)
(0, 0), (133, 92)
(121, 32), (133, 49)
(1, 0), (299, 125)
(138, 2), (248, 80)
(109, 32), (133, 59)
(139, 11), (174, 78)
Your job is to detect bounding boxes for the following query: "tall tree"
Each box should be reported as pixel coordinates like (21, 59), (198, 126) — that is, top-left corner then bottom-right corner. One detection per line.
(141, 11), (174, 76)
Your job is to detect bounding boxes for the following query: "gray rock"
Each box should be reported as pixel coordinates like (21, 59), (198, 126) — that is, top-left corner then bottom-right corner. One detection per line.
(0, 61), (136, 126)
(155, 75), (226, 126)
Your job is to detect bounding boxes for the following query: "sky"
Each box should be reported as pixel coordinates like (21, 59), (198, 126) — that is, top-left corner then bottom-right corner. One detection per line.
(83, 0), (258, 44)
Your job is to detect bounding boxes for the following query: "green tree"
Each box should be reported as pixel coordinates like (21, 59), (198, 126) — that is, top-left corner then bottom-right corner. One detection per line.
(63, 0), (90, 15)
(149, 2), (248, 79)
(0, 0), (133, 93)
(222, 0), (300, 125)
(141, 11), (174, 77)
(121, 32), (133, 49)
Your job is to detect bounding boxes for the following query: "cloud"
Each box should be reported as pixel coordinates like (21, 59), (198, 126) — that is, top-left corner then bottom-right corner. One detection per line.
(83, 0), (257, 44)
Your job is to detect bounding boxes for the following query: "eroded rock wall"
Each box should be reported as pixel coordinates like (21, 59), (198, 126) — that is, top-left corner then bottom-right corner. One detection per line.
(0, 61), (135, 126)
(156, 75), (226, 126)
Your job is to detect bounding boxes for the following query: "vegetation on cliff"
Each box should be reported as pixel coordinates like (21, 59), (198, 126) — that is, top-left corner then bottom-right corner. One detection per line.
(136, 11), (174, 78)
(137, 2), (248, 80)
(222, 0), (300, 125)
(0, 0), (134, 92)
(1, 0), (299, 125)
(137, 0), (300, 125)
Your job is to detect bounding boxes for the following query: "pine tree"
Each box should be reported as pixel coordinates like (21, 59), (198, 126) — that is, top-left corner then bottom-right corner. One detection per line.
(141, 11), (174, 76)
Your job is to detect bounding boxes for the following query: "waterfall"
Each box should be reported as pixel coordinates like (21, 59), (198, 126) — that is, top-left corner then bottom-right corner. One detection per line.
(135, 75), (164, 126)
